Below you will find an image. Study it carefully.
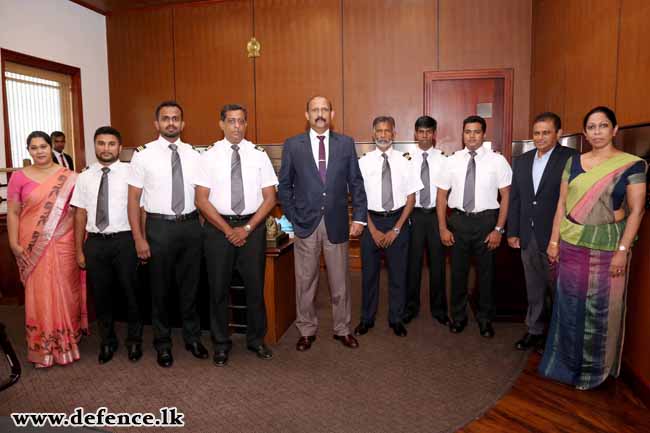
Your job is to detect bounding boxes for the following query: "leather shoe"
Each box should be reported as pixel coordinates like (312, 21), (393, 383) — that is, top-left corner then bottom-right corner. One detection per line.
(479, 321), (495, 338)
(296, 335), (316, 352)
(213, 350), (229, 367)
(354, 321), (374, 336)
(515, 333), (544, 350)
(433, 315), (450, 326)
(449, 318), (468, 333)
(185, 341), (209, 359)
(127, 343), (142, 362)
(402, 309), (418, 324)
(156, 349), (173, 367)
(333, 334), (359, 348)
(98, 344), (117, 364)
(389, 322), (408, 337)
(248, 344), (273, 360)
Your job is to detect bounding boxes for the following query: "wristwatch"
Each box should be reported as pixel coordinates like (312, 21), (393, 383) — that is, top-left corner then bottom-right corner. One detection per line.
(494, 226), (505, 234)
(618, 245), (628, 252)
(392, 227), (401, 234)
(244, 224), (252, 233)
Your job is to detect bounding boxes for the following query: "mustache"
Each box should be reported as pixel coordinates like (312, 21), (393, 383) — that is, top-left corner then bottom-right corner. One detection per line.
(315, 117), (326, 122)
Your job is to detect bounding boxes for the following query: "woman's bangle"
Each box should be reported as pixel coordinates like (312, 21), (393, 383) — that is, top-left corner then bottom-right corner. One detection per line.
(549, 241), (559, 246)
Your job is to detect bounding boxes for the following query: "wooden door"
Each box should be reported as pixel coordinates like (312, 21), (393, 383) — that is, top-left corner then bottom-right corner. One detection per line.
(424, 69), (525, 320)
(424, 69), (513, 159)
(174, 1), (256, 146)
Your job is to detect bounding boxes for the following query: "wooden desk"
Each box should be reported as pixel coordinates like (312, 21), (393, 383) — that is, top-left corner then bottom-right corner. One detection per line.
(263, 239), (296, 344)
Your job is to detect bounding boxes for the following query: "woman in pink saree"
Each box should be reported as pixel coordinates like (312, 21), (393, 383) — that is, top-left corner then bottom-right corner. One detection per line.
(6, 131), (88, 368)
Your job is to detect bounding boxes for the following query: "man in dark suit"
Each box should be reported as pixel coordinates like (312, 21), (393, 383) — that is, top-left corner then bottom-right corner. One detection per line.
(51, 131), (74, 171)
(278, 95), (367, 352)
(507, 112), (578, 351)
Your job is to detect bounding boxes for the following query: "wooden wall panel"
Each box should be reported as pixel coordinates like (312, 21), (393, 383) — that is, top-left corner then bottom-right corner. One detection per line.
(562, 0), (619, 133)
(342, 0), (437, 142)
(616, 0), (650, 126)
(530, 0), (566, 126)
(438, 0), (532, 140)
(173, 1), (256, 146)
(107, 9), (175, 147)
(254, 0), (343, 143)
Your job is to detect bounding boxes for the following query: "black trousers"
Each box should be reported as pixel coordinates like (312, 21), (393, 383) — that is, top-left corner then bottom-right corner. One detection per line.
(146, 216), (202, 351)
(203, 220), (267, 352)
(448, 209), (498, 324)
(84, 231), (142, 347)
(405, 207), (447, 318)
(360, 212), (409, 325)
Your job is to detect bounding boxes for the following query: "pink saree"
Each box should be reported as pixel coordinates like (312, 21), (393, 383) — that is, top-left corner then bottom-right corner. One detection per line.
(15, 168), (88, 367)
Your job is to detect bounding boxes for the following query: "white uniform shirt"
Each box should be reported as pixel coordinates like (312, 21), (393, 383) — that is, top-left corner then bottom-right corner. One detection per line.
(309, 128), (329, 168)
(436, 145), (512, 212)
(70, 161), (132, 233)
(358, 148), (423, 212)
(412, 146), (446, 208)
(194, 138), (278, 215)
(127, 136), (200, 214)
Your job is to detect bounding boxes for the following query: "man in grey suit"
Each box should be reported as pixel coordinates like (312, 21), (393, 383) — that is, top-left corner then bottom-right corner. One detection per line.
(507, 112), (578, 351)
(278, 95), (368, 352)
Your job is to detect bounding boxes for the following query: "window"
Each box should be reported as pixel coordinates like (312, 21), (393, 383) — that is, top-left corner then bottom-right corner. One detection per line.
(1, 49), (85, 171)
(4, 62), (74, 167)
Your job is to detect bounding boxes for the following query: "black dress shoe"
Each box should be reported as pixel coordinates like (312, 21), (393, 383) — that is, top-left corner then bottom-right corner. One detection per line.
(185, 341), (209, 359)
(248, 344), (273, 360)
(157, 349), (173, 368)
(354, 321), (374, 336)
(449, 318), (468, 333)
(515, 333), (544, 350)
(213, 350), (229, 367)
(402, 309), (418, 324)
(433, 315), (450, 326)
(98, 344), (117, 364)
(479, 322), (495, 338)
(389, 322), (408, 337)
(127, 344), (142, 362)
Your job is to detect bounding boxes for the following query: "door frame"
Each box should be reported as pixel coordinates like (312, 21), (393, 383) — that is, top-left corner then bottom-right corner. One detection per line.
(424, 68), (514, 162)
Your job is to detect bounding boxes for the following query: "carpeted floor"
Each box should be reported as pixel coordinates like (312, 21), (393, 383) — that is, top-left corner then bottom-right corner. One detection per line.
(0, 271), (527, 433)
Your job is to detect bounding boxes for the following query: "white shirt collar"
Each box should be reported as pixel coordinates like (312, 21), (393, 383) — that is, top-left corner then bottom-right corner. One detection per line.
(157, 135), (182, 147)
(222, 138), (252, 149)
(309, 129), (330, 142)
(373, 146), (394, 158)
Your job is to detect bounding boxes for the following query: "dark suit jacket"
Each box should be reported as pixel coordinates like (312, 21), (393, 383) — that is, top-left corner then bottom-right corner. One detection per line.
(507, 144), (578, 250)
(53, 152), (74, 171)
(278, 131), (367, 243)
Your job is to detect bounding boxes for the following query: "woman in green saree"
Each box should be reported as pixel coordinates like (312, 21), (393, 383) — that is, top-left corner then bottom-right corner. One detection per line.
(540, 106), (647, 390)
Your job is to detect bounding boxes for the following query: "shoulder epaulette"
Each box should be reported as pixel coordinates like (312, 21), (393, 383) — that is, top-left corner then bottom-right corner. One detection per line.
(204, 144), (213, 151)
(255, 145), (266, 152)
(135, 145), (146, 152)
(82, 166), (90, 172)
(192, 146), (202, 153)
(492, 149), (502, 154)
(402, 152), (412, 161)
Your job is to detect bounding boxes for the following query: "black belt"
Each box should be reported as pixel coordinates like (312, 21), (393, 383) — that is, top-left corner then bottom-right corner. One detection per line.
(414, 207), (436, 214)
(146, 210), (198, 222)
(368, 207), (404, 217)
(222, 214), (254, 222)
(452, 209), (498, 217)
(88, 230), (131, 239)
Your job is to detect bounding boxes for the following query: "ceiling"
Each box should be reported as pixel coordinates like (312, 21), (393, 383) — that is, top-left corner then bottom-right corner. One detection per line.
(70, 0), (213, 15)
